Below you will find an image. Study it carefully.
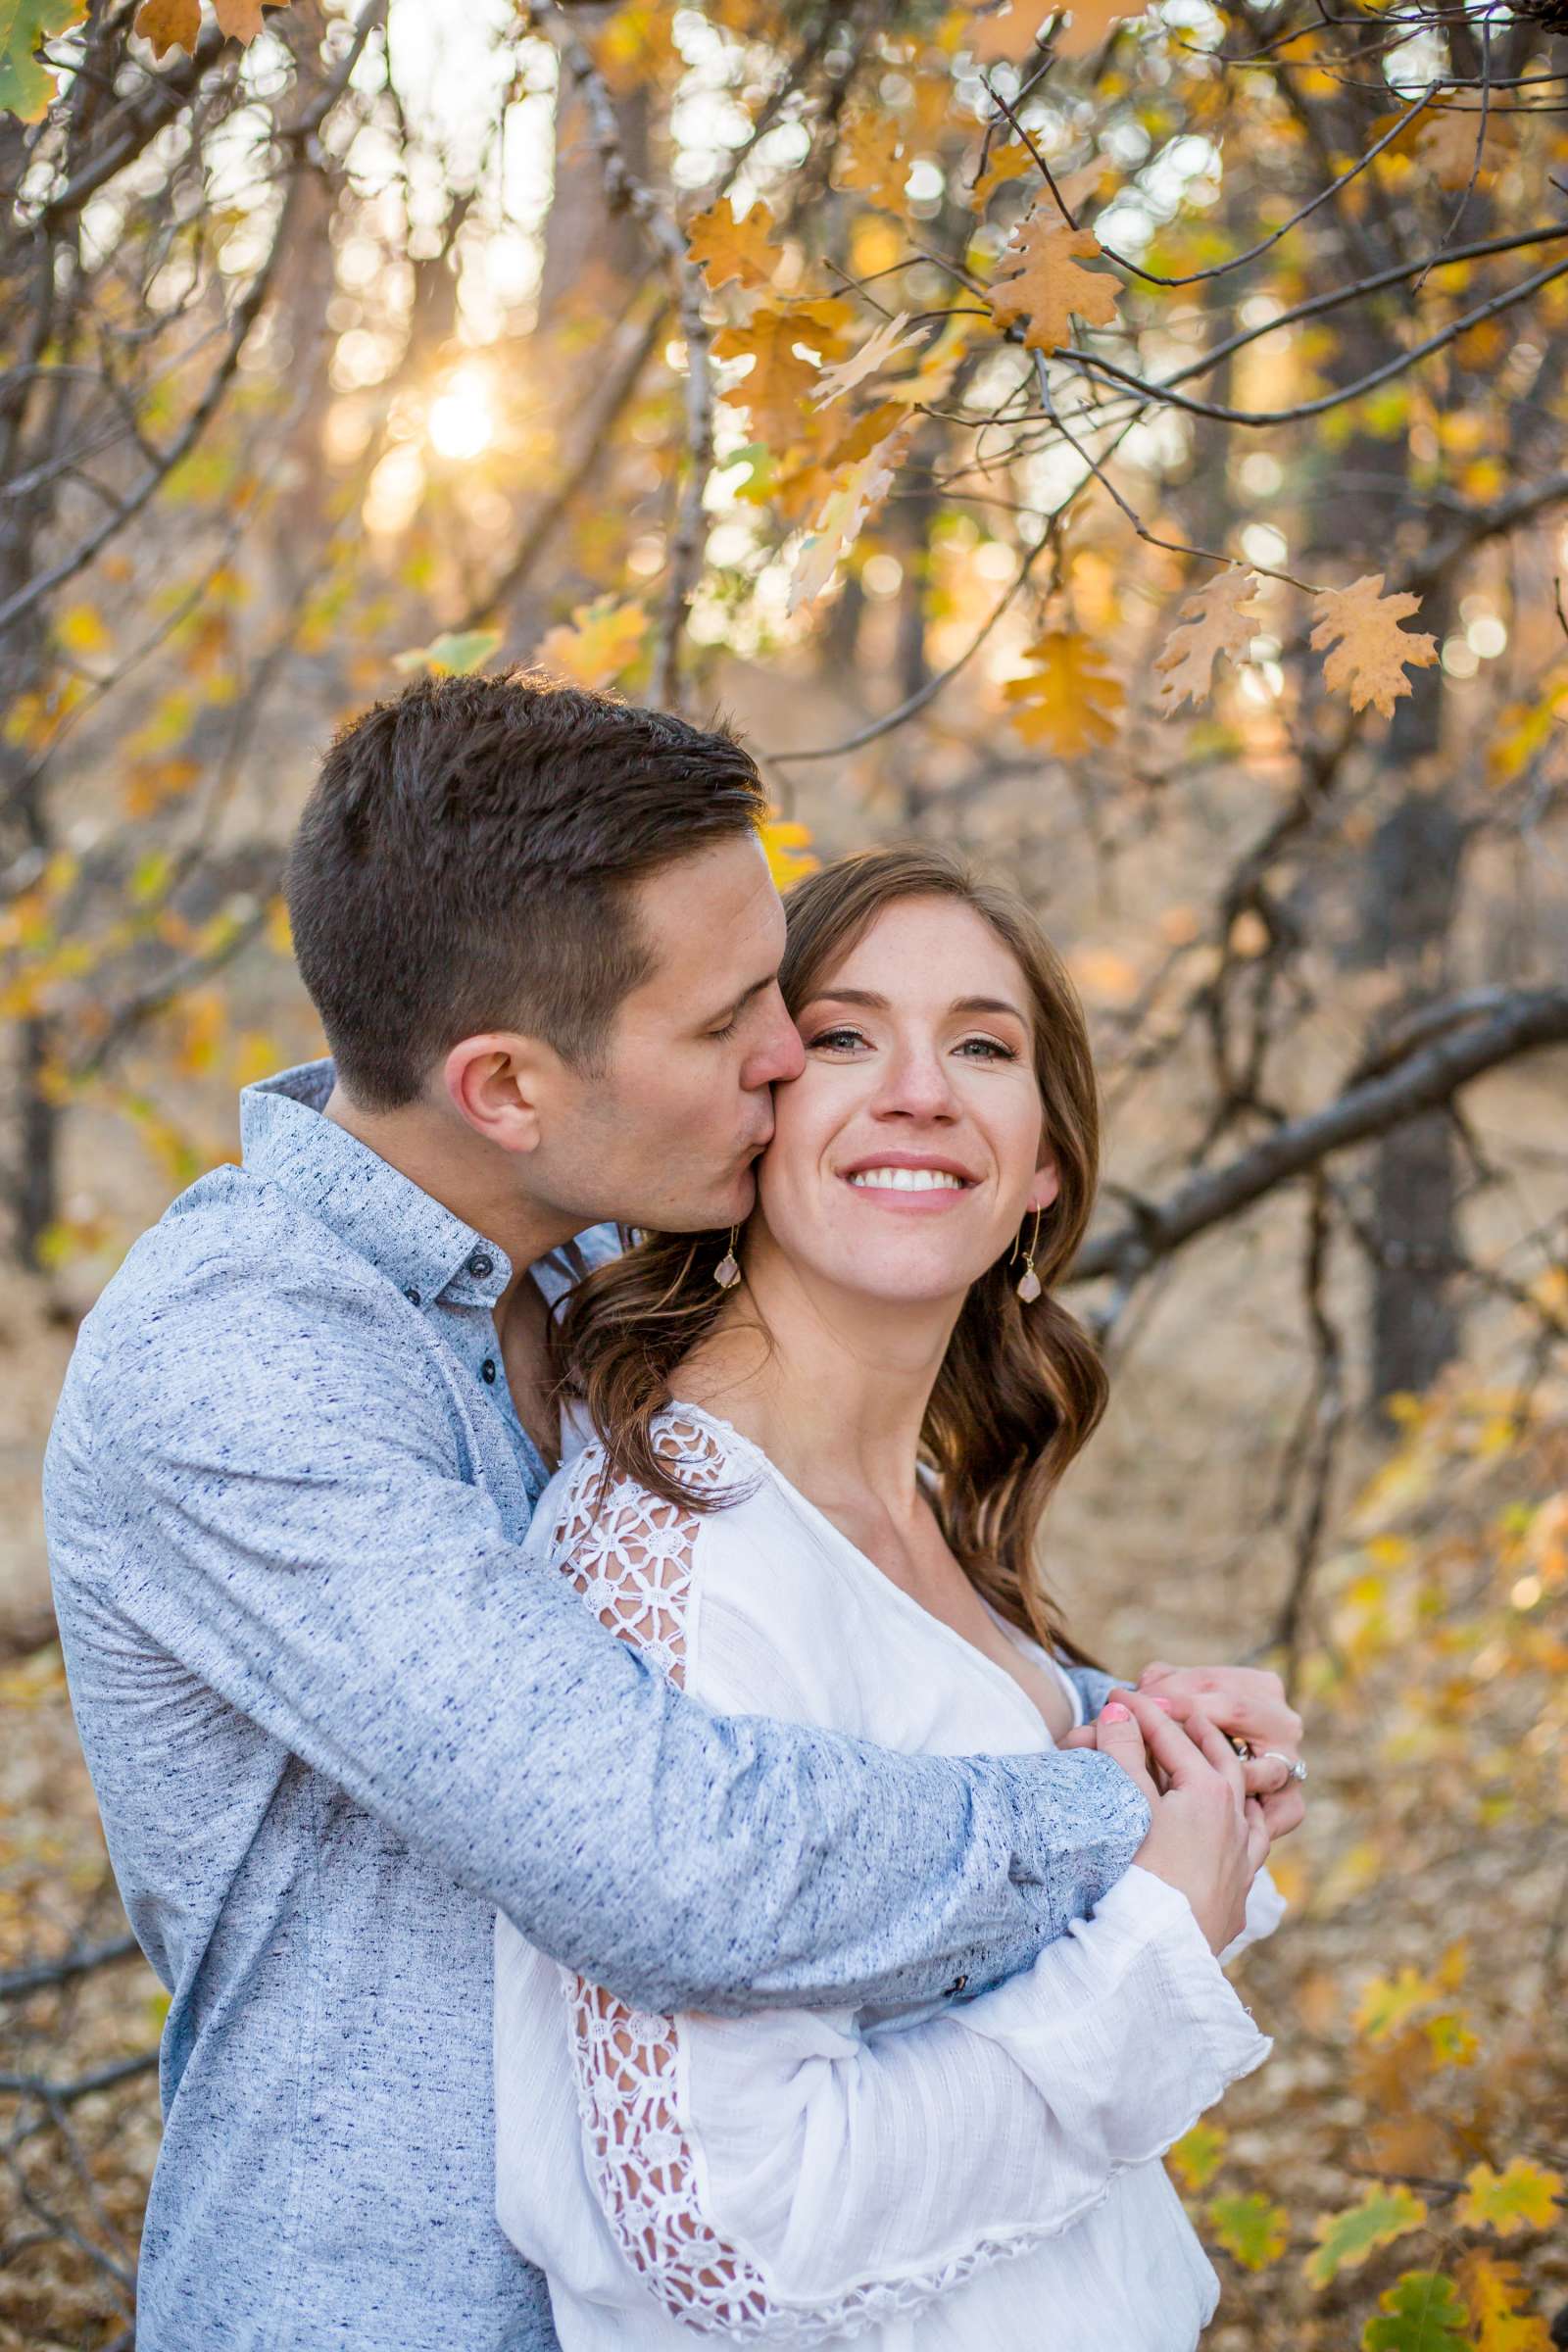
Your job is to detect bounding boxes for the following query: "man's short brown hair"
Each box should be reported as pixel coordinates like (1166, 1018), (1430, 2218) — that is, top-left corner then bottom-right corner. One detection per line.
(284, 668), (767, 1109)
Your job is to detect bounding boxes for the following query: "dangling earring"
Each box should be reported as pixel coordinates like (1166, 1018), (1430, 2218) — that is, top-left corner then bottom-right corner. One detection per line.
(1012, 1205), (1044, 1303)
(713, 1227), (742, 1290)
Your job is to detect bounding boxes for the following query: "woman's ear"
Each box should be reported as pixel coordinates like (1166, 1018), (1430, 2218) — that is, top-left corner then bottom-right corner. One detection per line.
(1028, 1156), (1061, 1215)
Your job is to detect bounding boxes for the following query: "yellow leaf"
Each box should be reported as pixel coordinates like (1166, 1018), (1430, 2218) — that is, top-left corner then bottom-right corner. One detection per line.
(1456, 2160), (1563, 2239)
(787, 421), (909, 614)
(1458, 2252), (1553, 2352)
(1354, 1965), (1442, 2042)
(760, 814), (817, 890)
(534, 597), (648, 689)
(988, 211), (1120, 353)
(1209, 2192), (1290, 2271)
(133, 0), (198, 55)
(1422, 2012), (1479, 2068)
(1168, 2122), (1228, 2192)
(1309, 574), (1439, 719)
(1304, 2183), (1427, 2289)
(1153, 568), (1262, 711)
(1002, 628), (1124, 757)
(55, 601), (112, 657)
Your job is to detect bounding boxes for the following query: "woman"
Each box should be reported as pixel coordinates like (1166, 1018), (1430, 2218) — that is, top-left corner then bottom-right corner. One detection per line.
(494, 846), (1291, 2348)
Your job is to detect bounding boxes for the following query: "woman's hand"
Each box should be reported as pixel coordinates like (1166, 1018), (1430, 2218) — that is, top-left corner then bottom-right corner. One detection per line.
(1080, 1690), (1270, 1956)
(1135, 1661), (1306, 1843)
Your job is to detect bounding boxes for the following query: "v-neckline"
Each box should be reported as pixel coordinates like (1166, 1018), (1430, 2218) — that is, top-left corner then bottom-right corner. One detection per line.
(665, 1398), (1070, 1750)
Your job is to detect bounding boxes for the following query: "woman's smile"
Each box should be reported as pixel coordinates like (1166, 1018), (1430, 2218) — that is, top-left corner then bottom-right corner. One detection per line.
(837, 1150), (982, 1211)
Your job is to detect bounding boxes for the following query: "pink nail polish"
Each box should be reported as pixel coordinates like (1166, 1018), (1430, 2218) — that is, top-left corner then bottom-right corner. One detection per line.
(1101, 1701), (1132, 1723)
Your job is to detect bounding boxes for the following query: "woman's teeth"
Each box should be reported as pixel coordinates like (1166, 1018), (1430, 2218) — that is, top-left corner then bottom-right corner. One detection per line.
(847, 1168), (965, 1191)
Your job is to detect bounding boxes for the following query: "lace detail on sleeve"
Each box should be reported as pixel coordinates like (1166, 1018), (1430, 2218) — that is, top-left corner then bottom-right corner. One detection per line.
(548, 1411), (1055, 2343)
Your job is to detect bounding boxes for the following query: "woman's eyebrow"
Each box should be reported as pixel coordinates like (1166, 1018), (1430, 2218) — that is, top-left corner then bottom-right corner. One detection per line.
(952, 994), (1027, 1021)
(803, 988), (1028, 1021)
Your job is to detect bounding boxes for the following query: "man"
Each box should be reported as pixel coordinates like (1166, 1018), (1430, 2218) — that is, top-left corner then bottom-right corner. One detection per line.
(44, 671), (1299, 2350)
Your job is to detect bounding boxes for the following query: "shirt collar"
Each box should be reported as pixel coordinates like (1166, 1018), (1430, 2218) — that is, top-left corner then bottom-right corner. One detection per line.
(239, 1057), (591, 1313)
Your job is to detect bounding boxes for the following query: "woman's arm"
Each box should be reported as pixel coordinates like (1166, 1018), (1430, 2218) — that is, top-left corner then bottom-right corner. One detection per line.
(525, 1431), (1268, 2338)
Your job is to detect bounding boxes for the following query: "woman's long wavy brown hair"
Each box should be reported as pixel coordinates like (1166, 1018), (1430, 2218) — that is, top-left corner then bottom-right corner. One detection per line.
(550, 844), (1109, 1667)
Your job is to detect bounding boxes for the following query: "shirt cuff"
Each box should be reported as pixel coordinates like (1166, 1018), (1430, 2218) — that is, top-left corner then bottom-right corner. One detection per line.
(1091, 1865), (1273, 2098)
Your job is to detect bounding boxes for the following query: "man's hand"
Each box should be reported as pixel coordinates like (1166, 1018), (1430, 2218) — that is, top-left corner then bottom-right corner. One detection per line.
(1063, 1661), (1306, 1843)
(1137, 1662), (1305, 1842)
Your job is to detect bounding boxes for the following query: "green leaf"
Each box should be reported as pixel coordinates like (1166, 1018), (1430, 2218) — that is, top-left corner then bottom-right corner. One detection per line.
(1362, 2271), (1471, 2352)
(0, 0), (85, 121)
(391, 628), (503, 678)
(1168, 2121), (1228, 2192)
(1208, 2192), (1289, 2271)
(1304, 2182), (1427, 2289)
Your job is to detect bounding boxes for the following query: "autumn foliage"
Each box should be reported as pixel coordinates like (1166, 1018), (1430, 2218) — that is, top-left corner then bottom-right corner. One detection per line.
(2, 0), (1566, 2345)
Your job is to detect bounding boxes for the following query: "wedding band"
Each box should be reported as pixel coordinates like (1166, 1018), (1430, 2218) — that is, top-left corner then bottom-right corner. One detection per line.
(1260, 1749), (1308, 1783)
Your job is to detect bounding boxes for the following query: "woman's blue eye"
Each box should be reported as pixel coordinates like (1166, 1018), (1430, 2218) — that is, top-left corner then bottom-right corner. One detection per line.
(808, 1027), (865, 1051)
(958, 1037), (1016, 1061)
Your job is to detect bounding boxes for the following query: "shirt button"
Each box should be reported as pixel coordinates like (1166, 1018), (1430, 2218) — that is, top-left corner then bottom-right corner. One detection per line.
(945, 1975), (968, 1998)
(468, 1251), (494, 1280)
(404, 1287), (421, 1307)
(481, 1358), (498, 1385)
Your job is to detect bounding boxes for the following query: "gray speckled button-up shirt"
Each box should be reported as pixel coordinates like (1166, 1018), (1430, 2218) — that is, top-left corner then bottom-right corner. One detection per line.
(42, 1057), (1148, 2352)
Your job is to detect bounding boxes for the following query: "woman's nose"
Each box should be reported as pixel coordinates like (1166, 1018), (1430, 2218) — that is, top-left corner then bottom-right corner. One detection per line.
(874, 1045), (958, 1120)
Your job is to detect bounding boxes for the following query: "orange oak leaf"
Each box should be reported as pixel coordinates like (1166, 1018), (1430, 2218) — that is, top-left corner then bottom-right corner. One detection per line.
(685, 195), (778, 293)
(810, 313), (925, 409)
(1414, 108), (1513, 192)
(833, 111), (908, 212)
(1309, 574), (1439, 719)
(214, 0), (270, 38)
(713, 300), (856, 450)
(988, 209), (1119, 352)
(1153, 567), (1262, 711)
(1002, 628), (1124, 756)
(1056, 0), (1151, 56)
(787, 420), (910, 614)
(134, 0), (199, 57)
(968, 139), (1036, 215)
(964, 0), (1055, 65)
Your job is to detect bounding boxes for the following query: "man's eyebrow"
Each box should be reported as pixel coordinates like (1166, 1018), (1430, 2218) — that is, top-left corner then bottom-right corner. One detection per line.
(803, 987), (1029, 1021)
(700, 972), (774, 1028)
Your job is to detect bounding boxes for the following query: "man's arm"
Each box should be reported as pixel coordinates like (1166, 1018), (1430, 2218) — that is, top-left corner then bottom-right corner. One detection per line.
(50, 1251), (1150, 2019)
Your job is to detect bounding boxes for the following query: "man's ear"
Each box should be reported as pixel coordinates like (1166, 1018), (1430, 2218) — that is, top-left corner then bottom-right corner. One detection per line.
(442, 1032), (557, 1154)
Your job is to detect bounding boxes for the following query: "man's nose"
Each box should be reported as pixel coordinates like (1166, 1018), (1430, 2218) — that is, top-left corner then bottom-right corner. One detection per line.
(745, 991), (805, 1089)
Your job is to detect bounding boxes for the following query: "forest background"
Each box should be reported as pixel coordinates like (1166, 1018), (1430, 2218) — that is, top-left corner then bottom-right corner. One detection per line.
(1, 1), (1566, 2346)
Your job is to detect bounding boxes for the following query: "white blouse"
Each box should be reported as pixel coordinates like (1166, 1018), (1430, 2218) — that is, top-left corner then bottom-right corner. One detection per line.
(495, 1403), (1282, 2351)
